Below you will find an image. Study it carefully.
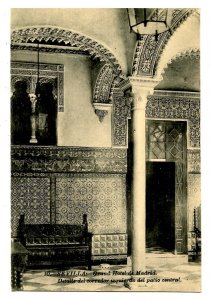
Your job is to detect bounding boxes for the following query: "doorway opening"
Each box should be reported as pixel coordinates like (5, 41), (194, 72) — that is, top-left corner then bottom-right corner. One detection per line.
(146, 161), (175, 253)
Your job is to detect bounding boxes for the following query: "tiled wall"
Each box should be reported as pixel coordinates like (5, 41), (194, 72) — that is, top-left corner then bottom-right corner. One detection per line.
(11, 147), (128, 260)
(92, 234), (127, 260)
(11, 177), (51, 236)
(56, 175), (127, 234)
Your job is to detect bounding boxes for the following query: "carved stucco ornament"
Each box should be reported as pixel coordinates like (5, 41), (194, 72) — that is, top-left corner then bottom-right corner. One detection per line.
(131, 8), (196, 77)
(11, 26), (126, 122)
(92, 63), (115, 121)
(11, 26), (123, 76)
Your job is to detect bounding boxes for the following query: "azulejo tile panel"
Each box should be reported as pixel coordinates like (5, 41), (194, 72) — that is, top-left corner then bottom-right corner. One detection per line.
(92, 234), (127, 256)
(55, 175), (127, 235)
(11, 177), (51, 236)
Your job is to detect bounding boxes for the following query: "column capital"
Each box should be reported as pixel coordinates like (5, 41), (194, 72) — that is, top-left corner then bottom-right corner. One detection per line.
(29, 93), (37, 113)
(128, 76), (160, 93)
(128, 76), (161, 110)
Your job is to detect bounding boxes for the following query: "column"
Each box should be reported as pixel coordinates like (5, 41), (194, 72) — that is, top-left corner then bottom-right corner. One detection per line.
(29, 94), (38, 144)
(129, 77), (159, 274)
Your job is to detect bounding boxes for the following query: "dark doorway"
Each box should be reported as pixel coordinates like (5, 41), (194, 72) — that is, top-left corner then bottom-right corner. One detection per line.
(36, 82), (57, 145)
(11, 80), (31, 145)
(146, 162), (175, 252)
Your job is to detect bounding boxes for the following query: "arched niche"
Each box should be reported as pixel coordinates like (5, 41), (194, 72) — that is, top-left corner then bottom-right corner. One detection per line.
(155, 11), (200, 80)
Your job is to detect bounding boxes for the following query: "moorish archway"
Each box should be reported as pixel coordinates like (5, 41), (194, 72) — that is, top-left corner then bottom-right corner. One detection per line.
(131, 8), (198, 78)
(11, 25), (125, 120)
(11, 25), (123, 75)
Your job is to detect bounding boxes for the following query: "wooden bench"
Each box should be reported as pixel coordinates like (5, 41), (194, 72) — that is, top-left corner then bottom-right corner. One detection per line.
(17, 214), (92, 270)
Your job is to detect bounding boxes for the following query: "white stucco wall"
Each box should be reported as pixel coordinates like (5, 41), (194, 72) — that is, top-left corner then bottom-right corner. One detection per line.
(11, 51), (112, 147)
(11, 8), (136, 75)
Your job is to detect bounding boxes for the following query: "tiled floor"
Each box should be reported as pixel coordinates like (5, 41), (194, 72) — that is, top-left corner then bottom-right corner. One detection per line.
(22, 256), (201, 292)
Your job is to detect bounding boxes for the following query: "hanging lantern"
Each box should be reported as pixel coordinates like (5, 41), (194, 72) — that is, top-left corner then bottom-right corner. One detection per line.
(127, 8), (172, 40)
(38, 113), (48, 131)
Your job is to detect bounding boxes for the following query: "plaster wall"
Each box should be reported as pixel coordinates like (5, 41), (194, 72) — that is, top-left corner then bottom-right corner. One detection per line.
(11, 8), (136, 74)
(11, 51), (112, 147)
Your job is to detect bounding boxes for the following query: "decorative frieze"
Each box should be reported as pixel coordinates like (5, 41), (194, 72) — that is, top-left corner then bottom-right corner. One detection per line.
(11, 26), (122, 75)
(11, 146), (127, 173)
(11, 61), (64, 72)
(12, 173), (126, 180)
(11, 43), (88, 56)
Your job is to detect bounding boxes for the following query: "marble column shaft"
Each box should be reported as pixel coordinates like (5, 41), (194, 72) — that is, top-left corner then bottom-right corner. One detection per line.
(129, 78), (159, 273)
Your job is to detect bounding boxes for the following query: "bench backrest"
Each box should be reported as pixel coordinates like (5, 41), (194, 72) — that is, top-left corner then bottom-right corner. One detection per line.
(17, 214), (90, 246)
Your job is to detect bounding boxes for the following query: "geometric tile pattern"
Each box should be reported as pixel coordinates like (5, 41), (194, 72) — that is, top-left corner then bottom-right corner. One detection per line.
(56, 175), (127, 234)
(11, 177), (50, 236)
(92, 234), (127, 257)
(147, 123), (166, 159)
(50, 177), (56, 224)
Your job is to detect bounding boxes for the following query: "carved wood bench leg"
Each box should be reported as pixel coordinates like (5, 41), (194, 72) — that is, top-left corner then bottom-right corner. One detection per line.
(11, 267), (23, 291)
